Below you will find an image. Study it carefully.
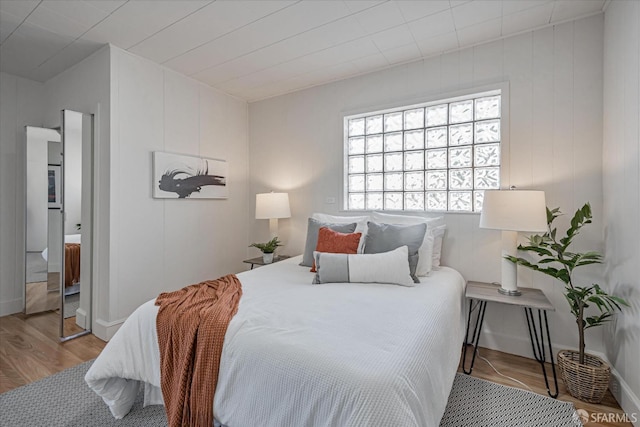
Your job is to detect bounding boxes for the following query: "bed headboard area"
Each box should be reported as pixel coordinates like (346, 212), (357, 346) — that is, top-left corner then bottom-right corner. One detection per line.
(290, 211), (502, 286)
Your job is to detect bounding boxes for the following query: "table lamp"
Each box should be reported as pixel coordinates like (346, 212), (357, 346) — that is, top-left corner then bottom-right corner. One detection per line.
(479, 188), (547, 296)
(255, 192), (291, 238)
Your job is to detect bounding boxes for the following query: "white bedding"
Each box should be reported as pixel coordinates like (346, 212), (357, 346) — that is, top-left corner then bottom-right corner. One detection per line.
(85, 256), (466, 427)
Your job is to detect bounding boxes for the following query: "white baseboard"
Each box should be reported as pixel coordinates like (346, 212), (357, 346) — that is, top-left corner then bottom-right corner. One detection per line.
(481, 330), (639, 426)
(93, 317), (126, 341)
(0, 298), (23, 317)
(607, 362), (640, 427)
(75, 308), (88, 329)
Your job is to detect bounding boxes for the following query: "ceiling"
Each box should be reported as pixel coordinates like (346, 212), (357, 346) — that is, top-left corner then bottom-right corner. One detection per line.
(0, 0), (606, 102)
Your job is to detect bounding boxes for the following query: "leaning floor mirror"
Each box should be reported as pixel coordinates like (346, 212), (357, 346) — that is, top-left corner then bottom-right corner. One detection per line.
(24, 109), (94, 341)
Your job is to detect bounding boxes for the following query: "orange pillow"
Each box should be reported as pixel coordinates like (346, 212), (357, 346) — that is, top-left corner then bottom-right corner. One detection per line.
(311, 227), (362, 272)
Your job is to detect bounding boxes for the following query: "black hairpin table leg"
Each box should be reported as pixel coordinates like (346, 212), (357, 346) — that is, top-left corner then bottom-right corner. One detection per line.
(525, 307), (559, 398)
(462, 299), (487, 375)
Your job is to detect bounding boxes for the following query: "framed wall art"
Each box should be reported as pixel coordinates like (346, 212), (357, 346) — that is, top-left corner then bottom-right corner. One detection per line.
(153, 152), (228, 199)
(48, 165), (62, 209)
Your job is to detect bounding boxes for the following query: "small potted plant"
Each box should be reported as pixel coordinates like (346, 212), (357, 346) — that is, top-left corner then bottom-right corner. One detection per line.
(249, 236), (282, 264)
(506, 203), (628, 403)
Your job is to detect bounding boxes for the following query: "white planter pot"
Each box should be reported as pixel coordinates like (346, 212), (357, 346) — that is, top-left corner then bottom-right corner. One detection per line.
(263, 253), (274, 264)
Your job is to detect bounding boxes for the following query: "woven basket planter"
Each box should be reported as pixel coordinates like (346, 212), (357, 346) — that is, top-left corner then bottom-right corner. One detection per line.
(558, 350), (610, 403)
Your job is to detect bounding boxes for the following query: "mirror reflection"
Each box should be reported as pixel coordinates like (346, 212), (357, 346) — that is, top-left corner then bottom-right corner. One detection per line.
(24, 110), (93, 341)
(25, 127), (61, 315)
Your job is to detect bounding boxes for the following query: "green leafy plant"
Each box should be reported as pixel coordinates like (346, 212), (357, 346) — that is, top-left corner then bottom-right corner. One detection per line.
(506, 203), (628, 365)
(249, 236), (282, 254)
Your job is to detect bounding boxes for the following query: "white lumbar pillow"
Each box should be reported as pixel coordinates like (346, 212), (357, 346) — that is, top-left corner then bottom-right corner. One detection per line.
(313, 246), (414, 287)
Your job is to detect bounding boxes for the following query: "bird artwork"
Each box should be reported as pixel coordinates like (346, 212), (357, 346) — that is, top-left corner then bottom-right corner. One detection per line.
(153, 152), (228, 199)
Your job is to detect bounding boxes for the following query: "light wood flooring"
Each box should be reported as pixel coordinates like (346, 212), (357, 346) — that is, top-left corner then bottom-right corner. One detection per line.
(25, 280), (59, 314)
(0, 310), (105, 393)
(0, 311), (631, 426)
(460, 346), (632, 427)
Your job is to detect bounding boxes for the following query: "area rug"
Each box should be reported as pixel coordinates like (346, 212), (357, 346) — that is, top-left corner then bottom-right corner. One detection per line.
(440, 373), (582, 426)
(0, 362), (581, 427)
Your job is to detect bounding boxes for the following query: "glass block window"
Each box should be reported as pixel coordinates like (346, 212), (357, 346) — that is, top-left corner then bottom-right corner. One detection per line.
(345, 91), (501, 212)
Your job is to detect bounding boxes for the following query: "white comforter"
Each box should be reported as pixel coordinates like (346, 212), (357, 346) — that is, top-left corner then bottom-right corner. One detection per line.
(85, 256), (466, 427)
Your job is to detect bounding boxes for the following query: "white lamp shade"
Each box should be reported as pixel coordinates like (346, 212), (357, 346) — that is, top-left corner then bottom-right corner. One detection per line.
(479, 190), (547, 232)
(255, 192), (291, 219)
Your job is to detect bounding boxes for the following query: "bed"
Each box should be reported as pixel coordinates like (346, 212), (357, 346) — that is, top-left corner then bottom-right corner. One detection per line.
(85, 255), (466, 427)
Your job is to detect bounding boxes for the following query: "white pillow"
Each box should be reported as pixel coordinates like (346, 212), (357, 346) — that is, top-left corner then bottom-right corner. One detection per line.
(431, 225), (446, 269)
(370, 211), (444, 276)
(418, 225), (447, 275)
(313, 246), (414, 287)
(311, 213), (370, 253)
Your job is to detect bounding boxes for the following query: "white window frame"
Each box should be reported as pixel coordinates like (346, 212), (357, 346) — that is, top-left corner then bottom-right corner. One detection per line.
(342, 84), (510, 213)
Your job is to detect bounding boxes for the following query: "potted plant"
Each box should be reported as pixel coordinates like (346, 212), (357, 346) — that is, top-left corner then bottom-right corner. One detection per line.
(506, 203), (628, 403)
(249, 237), (282, 264)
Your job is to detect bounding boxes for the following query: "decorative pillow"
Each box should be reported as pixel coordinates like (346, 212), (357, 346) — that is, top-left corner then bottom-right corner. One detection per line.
(430, 225), (447, 269)
(301, 218), (357, 267)
(364, 222), (427, 283)
(311, 213), (370, 253)
(371, 211), (445, 276)
(311, 227), (362, 272)
(313, 246), (414, 287)
(417, 224), (447, 275)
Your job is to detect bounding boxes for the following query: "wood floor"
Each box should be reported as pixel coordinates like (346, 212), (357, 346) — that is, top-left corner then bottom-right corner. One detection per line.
(0, 310), (105, 393)
(0, 310), (632, 426)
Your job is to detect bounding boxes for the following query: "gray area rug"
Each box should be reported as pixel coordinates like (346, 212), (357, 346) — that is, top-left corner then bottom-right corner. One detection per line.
(440, 374), (582, 426)
(63, 293), (80, 319)
(0, 362), (581, 427)
(0, 361), (165, 427)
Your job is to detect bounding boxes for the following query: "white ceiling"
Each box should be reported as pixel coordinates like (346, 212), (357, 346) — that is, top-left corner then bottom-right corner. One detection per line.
(0, 0), (606, 102)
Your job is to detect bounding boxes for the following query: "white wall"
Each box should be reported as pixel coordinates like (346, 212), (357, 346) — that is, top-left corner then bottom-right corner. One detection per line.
(101, 47), (250, 338)
(603, 0), (640, 419)
(2, 44), (250, 338)
(249, 15), (605, 359)
(25, 127), (60, 252)
(0, 73), (44, 316)
(62, 111), (83, 236)
(42, 45), (111, 330)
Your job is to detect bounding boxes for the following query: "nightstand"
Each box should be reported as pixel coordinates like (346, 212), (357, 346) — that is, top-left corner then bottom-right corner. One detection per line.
(243, 255), (291, 270)
(462, 280), (559, 398)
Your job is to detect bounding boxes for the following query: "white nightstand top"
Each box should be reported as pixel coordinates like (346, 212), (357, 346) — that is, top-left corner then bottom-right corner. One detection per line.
(466, 281), (555, 311)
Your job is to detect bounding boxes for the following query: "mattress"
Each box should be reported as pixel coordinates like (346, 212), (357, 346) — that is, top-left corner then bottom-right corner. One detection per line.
(85, 256), (466, 427)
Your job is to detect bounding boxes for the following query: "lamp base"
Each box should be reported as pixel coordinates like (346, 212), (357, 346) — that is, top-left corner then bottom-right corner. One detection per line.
(498, 287), (522, 296)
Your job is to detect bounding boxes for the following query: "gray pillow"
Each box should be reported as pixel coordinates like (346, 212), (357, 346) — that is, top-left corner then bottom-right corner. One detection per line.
(364, 222), (427, 283)
(300, 218), (357, 267)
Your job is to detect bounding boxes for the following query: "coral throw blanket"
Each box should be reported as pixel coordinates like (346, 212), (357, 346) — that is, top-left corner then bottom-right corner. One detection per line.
(64, 243), (81, 287)
(155, 274), (243, 427)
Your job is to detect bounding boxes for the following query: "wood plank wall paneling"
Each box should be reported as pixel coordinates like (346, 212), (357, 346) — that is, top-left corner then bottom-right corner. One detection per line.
(602, 0), (640, 416)
(248, 14), (606, 361)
